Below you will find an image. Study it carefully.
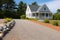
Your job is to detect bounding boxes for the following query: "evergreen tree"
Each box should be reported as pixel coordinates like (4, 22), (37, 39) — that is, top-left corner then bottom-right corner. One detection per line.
(57, 9), (60, 14)
(0, 0), (3, 11)
(3, 0), (16, 18)
(32, 2), (38, 5)
(53, 9), (60, 20)
(0, 0), (4, 18)
(17, 1), (27, 18)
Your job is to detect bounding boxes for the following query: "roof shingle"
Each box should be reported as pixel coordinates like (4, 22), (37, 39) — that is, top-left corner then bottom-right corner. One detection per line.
(29, 5), (40, 12)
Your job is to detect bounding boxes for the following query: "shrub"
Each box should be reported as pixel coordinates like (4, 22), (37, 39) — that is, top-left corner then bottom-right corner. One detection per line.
(53, 14), (60, 20)
(26, 17), (29, 19)
(52, 21), (59, 26)
(4, 18), (12, 23)
(44, 19), (49, 23)
(20, 15), (26, 19)
(27, 18), (38, 21)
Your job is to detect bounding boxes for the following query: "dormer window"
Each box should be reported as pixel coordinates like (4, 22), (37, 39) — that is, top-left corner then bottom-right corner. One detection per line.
(44, 8), (46, 10)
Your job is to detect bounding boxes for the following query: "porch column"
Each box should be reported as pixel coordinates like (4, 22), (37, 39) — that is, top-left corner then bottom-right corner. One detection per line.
(49, 13), (51, 19)
(45, 13), (46, 19)
(40, 13), (41, 19)
(38, 13), (40, 19)
(35, 13), (36, 18)
(48, 13), (50, 18)
(40, 13), (42, 19)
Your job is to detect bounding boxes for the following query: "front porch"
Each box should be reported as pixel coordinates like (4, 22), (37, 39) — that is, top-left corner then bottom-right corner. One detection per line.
(32, 13), (52, 19)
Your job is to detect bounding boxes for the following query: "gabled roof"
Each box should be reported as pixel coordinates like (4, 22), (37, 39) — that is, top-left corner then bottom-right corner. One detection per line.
(29, 5), (40, 12)
(37, 4), (51, 13)
(29, 4), (51, 13)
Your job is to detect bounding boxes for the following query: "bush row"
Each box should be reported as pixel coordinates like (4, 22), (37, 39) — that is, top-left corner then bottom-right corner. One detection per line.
(44, 19), (59, 26)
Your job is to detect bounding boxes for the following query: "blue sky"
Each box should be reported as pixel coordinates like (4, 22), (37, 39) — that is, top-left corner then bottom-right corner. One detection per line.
(15, 0), (52, 4)
(15, 0), (60, 13)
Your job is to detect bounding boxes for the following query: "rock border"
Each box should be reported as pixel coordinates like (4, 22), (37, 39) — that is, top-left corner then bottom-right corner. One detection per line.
(0, 20), (16, 39)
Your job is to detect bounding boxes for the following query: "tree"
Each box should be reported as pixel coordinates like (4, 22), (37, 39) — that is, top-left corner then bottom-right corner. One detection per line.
(57, 9), (60, 14)
(53, 9), (60, 20)
(53, 14), (60, 20)
(3, 0), (16, 18)
(32, 2), (38, 5)
(0, 0), (3, 11)
(0, 0), (27, 19)
(0, 0), (4, 18)
(17, 1), (27, 18)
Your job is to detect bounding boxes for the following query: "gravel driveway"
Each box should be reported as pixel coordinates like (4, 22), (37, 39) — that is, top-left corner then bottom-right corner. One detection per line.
(3, 19), (60, 40)
(0, 19), (5, 24)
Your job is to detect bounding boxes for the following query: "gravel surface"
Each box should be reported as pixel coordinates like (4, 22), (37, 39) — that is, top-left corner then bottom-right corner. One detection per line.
(0, 19), (5, 24)
(3, 19), (60, 40)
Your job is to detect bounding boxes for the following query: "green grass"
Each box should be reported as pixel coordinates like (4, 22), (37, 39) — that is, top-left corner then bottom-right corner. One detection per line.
(4, 18), (12, 23)
(26, 18), (38, 21)
(44, 19), (49, 23)
(49, 20), (60, 26)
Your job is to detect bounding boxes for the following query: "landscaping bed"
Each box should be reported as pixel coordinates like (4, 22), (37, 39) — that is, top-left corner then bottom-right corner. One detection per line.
(30, 20), (60, 31)
(49, 20), (60, 26)
(0, 18), (16, 39)
(0, 19), (5, 24)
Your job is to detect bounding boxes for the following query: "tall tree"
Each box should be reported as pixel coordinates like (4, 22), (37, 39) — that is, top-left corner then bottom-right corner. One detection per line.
(3, 0), (16, 11)
(17, 1), (27, 18)
(32, 2), (38, 5)
(0, 0), (4, 18)
(3, 0), (16, 18)
(57, 9), (60, 14)
(0, 0), (3, 11)
(53, 9), (60, 20)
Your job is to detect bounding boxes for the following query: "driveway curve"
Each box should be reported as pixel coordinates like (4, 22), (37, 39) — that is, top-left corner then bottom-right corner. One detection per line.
(3, 19), (60, 40)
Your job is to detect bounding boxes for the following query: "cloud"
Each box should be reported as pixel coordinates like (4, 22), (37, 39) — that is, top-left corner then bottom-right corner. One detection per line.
(46, 0), (60, 13)
(40, 0), (60, 13)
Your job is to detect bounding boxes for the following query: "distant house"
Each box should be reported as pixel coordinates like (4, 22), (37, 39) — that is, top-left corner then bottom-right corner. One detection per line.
(26, 4), (52, 19)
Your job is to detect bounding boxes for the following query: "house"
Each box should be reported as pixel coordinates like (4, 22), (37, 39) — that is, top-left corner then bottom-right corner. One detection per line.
(26, 4), (52, 19)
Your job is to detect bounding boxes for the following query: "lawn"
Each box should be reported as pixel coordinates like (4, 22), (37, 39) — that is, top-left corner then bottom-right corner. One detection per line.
(30, 20), (60, 31)
(49, 20), (60, 25)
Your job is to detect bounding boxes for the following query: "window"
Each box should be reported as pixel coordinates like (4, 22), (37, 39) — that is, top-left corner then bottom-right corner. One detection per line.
(42, 13), (44, 16)
(46, 13), (48, 17)
(44, 8), (46, 10)
(32, 13), (35, 16)
(36, 13), (38, 16)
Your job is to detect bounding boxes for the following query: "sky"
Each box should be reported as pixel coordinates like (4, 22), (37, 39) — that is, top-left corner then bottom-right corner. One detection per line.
(15, 0), (60, 13)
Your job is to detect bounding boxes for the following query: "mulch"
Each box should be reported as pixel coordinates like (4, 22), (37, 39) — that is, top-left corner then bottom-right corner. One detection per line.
(30, 20), (60, 31)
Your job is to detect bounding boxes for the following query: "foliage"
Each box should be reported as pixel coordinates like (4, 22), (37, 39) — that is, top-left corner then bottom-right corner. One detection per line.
(0, 0), (4, 18)
(57, 9), (60, 13)
(4, 18), (12, 23)
(32, 2), (38, 5)
(53, 13), (60, 20)
(0, 0), (60, 19)
(52, 21), (59, 26)
(0, 0), (27, 19)
(27, 18), (38, 21)
(3, 0), (16, 18)
(17, 1), (27, 18)
(0, 0), (3, 10)
(44, 19), (49, 23)
(0, 0), (17, 19)
(20, 15), (26, 19)
(53, 9), (60, 20)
